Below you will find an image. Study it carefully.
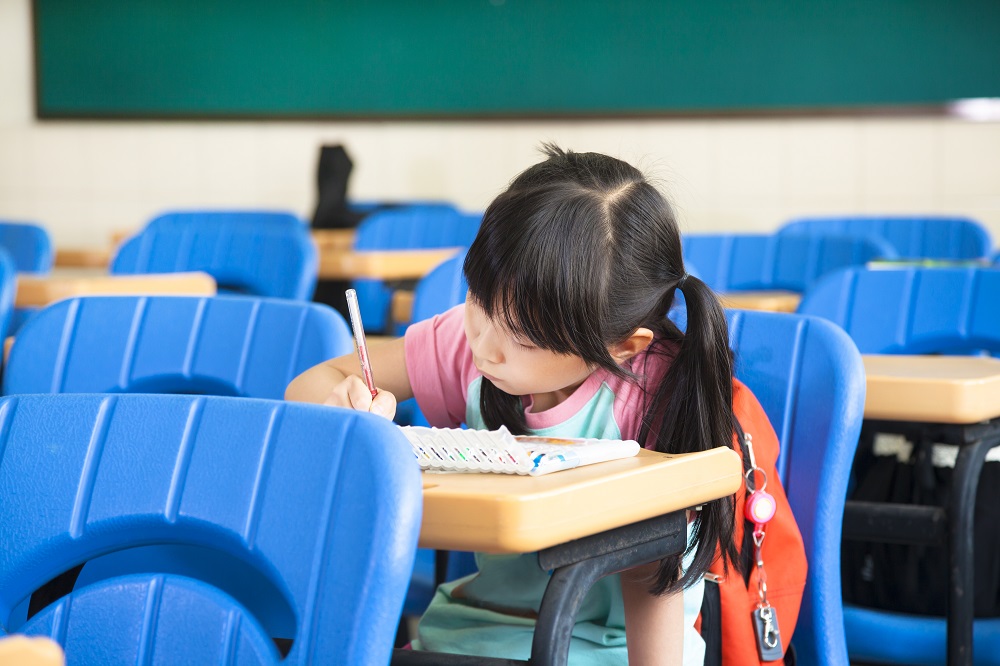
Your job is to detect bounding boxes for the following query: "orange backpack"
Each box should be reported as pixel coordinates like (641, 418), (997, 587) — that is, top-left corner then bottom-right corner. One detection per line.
(700, 380), (808, 665)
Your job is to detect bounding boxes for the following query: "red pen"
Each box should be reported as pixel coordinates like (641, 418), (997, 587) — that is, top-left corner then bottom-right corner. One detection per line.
(345, 289), (378, 398)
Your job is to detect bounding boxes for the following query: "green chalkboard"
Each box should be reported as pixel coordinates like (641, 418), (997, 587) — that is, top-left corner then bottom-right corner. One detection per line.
(33, 0), (1000, 119)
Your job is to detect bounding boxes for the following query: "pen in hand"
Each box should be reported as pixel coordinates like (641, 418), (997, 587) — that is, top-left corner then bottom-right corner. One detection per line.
(345, 288), (378, 399)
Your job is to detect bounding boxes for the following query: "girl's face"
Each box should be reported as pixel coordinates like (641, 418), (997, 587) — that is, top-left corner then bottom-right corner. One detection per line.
(463, 297), (593, 406)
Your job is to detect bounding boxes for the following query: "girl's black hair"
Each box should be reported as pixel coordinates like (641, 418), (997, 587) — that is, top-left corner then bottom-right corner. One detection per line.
(464, 144), (740, 595)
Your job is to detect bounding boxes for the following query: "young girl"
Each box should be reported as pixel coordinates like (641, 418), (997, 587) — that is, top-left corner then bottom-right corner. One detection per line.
(286, 145), (742, 665)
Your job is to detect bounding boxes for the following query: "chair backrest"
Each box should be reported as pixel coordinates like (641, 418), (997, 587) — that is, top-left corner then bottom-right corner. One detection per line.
(725, 309), (866, 665)
(410, 250), (469, 324)
(3, 295), (352, 398)
(110, 211), (317, 301)
(0, 393), (422, 664)
(778, 215), (992, 261)
(796, 266), (1000, 354)
(0, 249), (17, 343)
(0, 221), (53, 273)
(682, 232), (896, 293)
(352, 205), (481, 332)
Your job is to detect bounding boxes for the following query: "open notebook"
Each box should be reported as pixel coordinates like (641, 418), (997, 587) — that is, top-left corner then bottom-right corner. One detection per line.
(400, 425), (641, 476)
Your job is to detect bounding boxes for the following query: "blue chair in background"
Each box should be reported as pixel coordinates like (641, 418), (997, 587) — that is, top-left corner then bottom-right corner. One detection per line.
(778, 215), (992, 261)
(0, 393), (422, 664)
(725, 309), (866, 665)
(352, 205), (481, 332)
(0, 221), (55, 334)
(797, 266), (1000, 355)
(0, 249), (18, 348)
(798, 266), (1000, 665)
(0, 220), (53, 273)
(3, 295), (352, 398)
(111, 210), (318, 301)
(682, 232), (896, 294)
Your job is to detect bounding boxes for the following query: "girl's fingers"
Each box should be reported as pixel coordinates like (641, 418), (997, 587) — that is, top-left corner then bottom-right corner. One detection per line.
(323, 375), (373, 411)
(322, 376), (396, 419)
(369, 391), (397, 420)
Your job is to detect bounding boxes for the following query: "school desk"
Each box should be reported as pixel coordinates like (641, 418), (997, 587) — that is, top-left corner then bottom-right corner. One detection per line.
(15, 272), (217, 309)
(846, 355), (1000, 665)
(0, 635), (65, 666)
(393, 446), (742, 665)
(718, 290), (801, 313)
(317, 247), (460, 281)
(53, 247), (114, 269)
(311, 228), (357, 251)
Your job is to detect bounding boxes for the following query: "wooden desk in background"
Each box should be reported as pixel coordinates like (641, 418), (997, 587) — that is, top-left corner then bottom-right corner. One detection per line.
(15, 272), (217, 308)
(395, 447), (741, 665)
(317, 247), (459, 281)
(53, 247), (114, 270)
(848, 355), (1000, 666)
(718, 290), (801, 313)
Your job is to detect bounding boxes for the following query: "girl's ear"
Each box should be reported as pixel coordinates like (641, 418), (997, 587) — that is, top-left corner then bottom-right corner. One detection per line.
(610, 327), (654, 363)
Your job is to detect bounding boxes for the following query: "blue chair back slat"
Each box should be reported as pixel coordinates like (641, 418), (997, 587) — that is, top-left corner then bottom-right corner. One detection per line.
(682, 233), (895, 293)
(0, 221), (53, 273)
(410, 251), (469, 325)
(0, 249), (17, 344)
(779, 216), (992, 261)
(3, 295), (353, 398)
(110, 211), (318, 301)
(726, 310), (866, 665)
(0, 393), (422, 664)
(352, 206), (481, 332)
(797, 267), (1000, 354)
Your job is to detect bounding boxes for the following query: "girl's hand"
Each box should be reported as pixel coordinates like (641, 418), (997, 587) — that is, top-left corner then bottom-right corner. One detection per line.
(323, 375), (397, 420)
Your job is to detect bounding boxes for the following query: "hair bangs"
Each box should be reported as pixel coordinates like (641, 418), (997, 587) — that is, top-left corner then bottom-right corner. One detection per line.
(464, 186), (613, 361)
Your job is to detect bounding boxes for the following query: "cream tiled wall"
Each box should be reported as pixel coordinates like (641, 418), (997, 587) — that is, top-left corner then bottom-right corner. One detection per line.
(2, 0), (999, 250)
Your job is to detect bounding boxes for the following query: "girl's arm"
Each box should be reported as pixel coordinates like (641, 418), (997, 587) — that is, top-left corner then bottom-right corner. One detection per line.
(621, 561), (684, 665)
(285, 336), (413, 419)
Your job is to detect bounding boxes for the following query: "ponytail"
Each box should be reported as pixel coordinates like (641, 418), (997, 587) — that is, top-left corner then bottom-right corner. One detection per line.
(641, 274), (741, 595)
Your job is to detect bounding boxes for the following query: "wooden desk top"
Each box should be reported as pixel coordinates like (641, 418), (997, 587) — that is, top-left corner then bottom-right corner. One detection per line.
(317, 247), (459, 280)
(863, 355), (1000, 424)
(419, 447), (741, 553)
(311, 228), (356, 251)
(54, 247), (114, 269)
(16, 272), (218, 308)
(0, 635), (64, 666)
(719, 291), (801, 313)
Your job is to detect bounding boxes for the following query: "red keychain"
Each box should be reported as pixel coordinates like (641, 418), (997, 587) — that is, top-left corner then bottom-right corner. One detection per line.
(744, 434), (784, 662)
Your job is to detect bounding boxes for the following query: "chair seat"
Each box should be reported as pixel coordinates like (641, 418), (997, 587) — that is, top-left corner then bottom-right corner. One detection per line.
(844, 604), (1000, 665)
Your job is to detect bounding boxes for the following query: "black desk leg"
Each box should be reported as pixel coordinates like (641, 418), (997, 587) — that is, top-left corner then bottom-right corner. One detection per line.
(947, 437), (993, 666)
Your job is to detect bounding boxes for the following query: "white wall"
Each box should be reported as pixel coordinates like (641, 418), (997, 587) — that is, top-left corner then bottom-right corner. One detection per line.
(2, 0), (1000, 250)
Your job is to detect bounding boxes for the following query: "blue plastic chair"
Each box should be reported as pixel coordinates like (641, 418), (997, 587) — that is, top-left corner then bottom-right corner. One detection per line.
(798, 266), (1000, 664)
(0, 393), (422, 664)
(0, 249), (17, 347)
(352, 206), (481, 332)
(725, 309), (866, 665)
(796, 266), (1000, 355)
(110, 210), (318, 301)
(778, 215), (992, 261)
(0, 221), (53, 273)
(682, 232), (896, 293)
(3, 295), (352, 399)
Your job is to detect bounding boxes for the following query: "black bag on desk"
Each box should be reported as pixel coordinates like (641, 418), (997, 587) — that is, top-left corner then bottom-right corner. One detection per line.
(312, 144), (366, 230)
(841, 435), (1000, 617)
